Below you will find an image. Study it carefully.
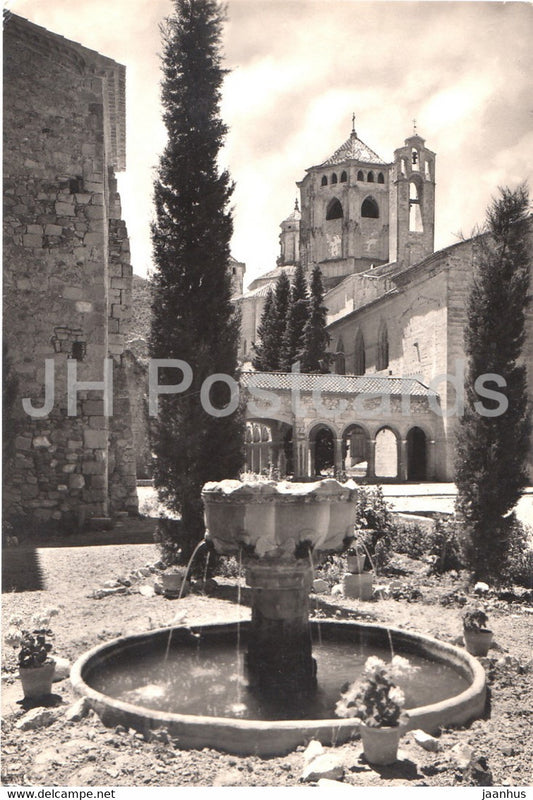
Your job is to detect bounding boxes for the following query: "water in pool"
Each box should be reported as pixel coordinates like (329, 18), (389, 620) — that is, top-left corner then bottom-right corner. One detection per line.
(89, 636), (470, 721)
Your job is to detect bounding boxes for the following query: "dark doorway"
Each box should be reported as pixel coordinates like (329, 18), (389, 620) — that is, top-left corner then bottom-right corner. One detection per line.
(283, 427), (294, 475)
(407, 427), (427, 480)
(314, 427), (334, 475)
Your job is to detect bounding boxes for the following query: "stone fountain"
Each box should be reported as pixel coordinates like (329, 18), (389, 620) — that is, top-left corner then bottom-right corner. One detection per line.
(202, 478), (358, 700)
(71, 477), (488, 756)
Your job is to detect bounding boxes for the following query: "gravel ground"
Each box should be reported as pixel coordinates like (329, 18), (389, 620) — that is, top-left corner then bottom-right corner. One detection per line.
(1, 541), (532, 788)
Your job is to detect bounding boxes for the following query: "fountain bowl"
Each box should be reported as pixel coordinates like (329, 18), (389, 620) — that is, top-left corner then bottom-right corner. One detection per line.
(71, 620), (486, 757)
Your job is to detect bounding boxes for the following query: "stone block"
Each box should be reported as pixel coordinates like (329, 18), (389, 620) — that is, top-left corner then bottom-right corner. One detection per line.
(23, 234), (43, 248)
(82, 399), (104, 416)
(15, 708), (58, 731)
(69, 474), (85, 490)
(83, 429), (107, 449)
(75, 194), (92, 204)
(82, 461), (106, 475)
(63, 286), (83, 300)
(55, 202), (75, 216)
(33, 436), (51, 448)
(75, 301), (93, 313)
(342, 572), (373, 600)
(27, 224), (43, 235)
(15, 436), (32, 451)
(44, 224), (63, 236)
(84, 232), (102, 245)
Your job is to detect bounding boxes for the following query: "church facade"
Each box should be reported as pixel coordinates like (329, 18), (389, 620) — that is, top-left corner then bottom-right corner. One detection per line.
(236, 125), (533, 482)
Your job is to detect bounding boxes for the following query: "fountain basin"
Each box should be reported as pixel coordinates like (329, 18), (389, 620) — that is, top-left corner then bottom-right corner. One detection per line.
(71, 620), (486, 756)
(202, 478), (358, 560)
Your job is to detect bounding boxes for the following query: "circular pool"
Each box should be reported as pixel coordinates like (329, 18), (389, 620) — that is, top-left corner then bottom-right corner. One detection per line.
(71, 619), (486, 756)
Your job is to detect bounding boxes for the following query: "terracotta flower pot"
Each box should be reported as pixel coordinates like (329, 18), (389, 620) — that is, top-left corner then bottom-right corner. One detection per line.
(19, 660), (55, 699)
(161, 572), (189, 597)
(347, 554), (366, 573)
(463, 628), (493, 656)
(359, 721), (403, 765)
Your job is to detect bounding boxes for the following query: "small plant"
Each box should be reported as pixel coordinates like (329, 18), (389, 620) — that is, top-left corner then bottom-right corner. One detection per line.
(4, 609), (58, 668)
(335, 655), (416, 728)
(462, 607), (489, 632)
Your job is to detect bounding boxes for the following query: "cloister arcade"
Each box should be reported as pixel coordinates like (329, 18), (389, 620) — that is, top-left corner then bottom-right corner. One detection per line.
(241, 373), (445, 481)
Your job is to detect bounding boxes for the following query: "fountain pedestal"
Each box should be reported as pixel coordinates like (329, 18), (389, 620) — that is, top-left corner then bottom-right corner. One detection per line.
(245, 562), (315, 697)
(202, 479), (358, 699)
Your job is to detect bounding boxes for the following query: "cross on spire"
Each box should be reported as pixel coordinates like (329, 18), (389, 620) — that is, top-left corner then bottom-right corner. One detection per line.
(413, 118), (417, 134)
(351, 112), (356, 134)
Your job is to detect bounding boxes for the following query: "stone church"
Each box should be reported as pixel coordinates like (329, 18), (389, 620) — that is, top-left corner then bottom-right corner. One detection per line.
(3, 14), (138, 530)
(236, 124), (533, 483)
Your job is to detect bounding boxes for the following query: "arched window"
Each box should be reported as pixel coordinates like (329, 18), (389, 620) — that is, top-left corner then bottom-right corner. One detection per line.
(409, 181), (423, 232)
(367, 171), (375, 183)
(335, 338), (346, 374)
(357, 170), (364, 181)
(377, 172), (385, 184)
(331, 173), (338, 184)
(321, 175), (328, 186)
(354, 330), (365, 375)
(361, 197), (379, 218)
(411, 148), (419, 171)
(326, 198), (343, 220)
(377, 322), (389, 371)
(340, 170), (348, 183)
(424, 160), (431, 180)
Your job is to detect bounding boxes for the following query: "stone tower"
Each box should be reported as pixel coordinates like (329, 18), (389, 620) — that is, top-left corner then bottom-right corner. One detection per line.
(391, 132), (436, 267)
(297, 123), (391, 289)
(277, 199), (301, 266)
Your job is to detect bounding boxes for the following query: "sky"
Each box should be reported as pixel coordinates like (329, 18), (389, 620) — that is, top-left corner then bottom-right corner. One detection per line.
(8, 0), (533, 288)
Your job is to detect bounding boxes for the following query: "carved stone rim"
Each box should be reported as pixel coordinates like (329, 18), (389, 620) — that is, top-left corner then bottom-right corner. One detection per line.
(202, 478), (357, 504)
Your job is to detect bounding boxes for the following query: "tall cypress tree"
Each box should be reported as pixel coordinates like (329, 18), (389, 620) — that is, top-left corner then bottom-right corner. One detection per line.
(251, 270), (291, 371)
(252, 288), (276, 370)
(150, 0), (244, 561)
(280, 262), (309, 370)
(300, 266), (331, 373)
(455, 184), (531, 582)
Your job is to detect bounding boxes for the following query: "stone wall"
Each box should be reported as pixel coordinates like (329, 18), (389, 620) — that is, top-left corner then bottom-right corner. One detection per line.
(3, 14), (137, 531)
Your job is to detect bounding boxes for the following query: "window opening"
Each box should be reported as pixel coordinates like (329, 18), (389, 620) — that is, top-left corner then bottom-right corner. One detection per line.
(326, 198), (343, 220)
(361, 197), (379, 218)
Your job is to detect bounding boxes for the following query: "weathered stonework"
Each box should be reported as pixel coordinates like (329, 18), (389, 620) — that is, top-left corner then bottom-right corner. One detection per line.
(3, 14), (137, 531)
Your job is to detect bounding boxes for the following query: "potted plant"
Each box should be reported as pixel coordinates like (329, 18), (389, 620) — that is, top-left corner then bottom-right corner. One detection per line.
(345, 542), (367, 574)
(5, 609), (58, 699)
(160, 565), (189, 597)
(462, 607), (493, 656)
(335, 655), (416, 765)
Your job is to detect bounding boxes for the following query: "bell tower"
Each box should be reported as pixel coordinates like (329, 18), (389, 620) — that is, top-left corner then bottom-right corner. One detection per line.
(391, 129), (436, 266)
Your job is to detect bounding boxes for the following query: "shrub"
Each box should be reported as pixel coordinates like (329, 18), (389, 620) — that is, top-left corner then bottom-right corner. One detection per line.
(354, 486), (395, 563)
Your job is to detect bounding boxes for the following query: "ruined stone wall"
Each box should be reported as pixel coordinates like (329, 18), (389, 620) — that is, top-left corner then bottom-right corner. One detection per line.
(2, 16), (137, 530)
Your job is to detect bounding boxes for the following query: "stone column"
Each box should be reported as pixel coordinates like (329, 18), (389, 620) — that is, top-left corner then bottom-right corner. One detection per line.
(367, 438), (376, 479)
(399, 438), (408, 481)
(245, 562), (316, 700)
(428, 439), (436, 480)
(334, 437), (344, 475)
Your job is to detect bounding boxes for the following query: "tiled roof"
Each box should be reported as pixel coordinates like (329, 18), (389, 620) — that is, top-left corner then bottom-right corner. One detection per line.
(241, 372), (438, 397)
(235, 282), (276, 300)
(318, 131), (386, 168)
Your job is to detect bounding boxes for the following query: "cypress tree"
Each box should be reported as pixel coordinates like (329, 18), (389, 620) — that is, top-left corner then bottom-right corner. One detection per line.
(300, 266), (331, 373)
(150, 0), (244, 562)
(455, 184), (531, 582)
(251, 270), (292, 371)
(252, 288), (276, 370)
(280, 262), (309, 370)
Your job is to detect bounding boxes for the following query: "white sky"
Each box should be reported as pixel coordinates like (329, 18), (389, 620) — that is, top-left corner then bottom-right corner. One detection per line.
(8, 0), (533, 288)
